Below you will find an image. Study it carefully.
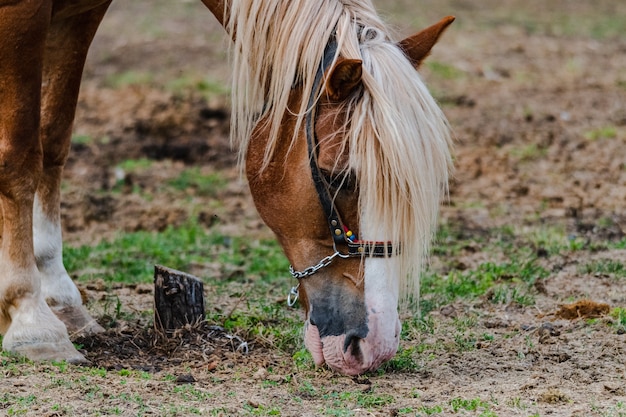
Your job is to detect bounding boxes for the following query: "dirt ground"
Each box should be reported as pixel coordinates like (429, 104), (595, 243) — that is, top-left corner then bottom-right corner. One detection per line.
(2, 0), (626, 416)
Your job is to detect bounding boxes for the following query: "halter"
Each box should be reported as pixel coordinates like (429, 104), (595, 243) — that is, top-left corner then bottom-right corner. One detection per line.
(287, 36), (395, 306)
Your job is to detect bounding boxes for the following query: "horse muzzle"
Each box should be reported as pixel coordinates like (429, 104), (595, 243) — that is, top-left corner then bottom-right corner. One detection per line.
(303, 305), (401, 375)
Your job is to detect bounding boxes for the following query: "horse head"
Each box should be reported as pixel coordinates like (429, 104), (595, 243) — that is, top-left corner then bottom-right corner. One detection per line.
(206, 1), (454, 375)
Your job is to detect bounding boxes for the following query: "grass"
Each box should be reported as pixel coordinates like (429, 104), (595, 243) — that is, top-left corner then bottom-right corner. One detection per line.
(8, 190), (620, 416)
(508, 143), (547, 162)
(116, 157), (154, 172)
(579, 259), (626, 278)
(105, 70), (154, 88)
(103, 67), (229, 100)
(7, 185), (624, 417)
(420, 255), (547, 315)
(110, 160), (228, 199)
(426, 61), (464, 80)
(167, 167), (227, 197)
(166, 75), (230, 99)
(522, 225), (585, 256)
(1, 394), (37, 415)
(584, 125), (619, 141)
(395, 397), (499, 416)
(318, 389), (395, 416)
(63, 218), (304, 350)
(379, 346), (420, 372)
(209, 302), (303, 352)
(71, 134), (112, 146)
(71, 134), (94, 145)
(610, 308), (626, 333)
(64, 220), (289, 284)
(0, 362), (218, 417)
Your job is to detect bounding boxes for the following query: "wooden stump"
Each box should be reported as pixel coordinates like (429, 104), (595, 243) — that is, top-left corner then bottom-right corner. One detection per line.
(154, 265), (205, 333)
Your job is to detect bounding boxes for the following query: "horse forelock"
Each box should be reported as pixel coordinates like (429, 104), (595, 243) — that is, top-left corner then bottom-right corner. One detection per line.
(229, 0), (453, 309)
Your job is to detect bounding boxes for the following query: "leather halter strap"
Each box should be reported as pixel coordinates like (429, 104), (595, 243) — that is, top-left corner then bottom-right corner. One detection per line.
(305, 38), (393, 258)
(287, 34), (396, 304)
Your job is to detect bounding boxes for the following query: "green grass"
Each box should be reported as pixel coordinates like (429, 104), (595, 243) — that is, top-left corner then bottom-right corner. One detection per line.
(292, 349), (316, 372)
(610, 308), (626, 333)
(208, 302), (302, 352)
(10, 193), (625, 417)
(167, 167), (227, 197)
(105, 70), (154, 88)
(63, 219), (305, 351)
(0, 360), (230, 416)
(71, 134), (113, 146)
(450, 397), (490, 412)
(0, 394), (37, 416)
(426, 61), (464, 80)
(509, 143), (547, 162)
(64, 220), (289, 284)
(71, 134), (94, 145)
(378, 346), (421, 373)
(584, 125), (619, 141)
(116, 157), (154, 172)
(420, 256), (547, 315)
(319, 389), (395, 416)
(431, 222), (488, 258)
(397, 397), (499, 416)
(103, 67), (229, 99)
(166, 75), (230, 98)
(579, 259), (626, 278)
(110, 161), (228, 199)
(522, 225), (584, 256)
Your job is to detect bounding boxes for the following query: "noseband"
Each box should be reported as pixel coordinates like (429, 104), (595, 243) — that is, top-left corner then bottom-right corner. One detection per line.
(287, 36), (395, 305)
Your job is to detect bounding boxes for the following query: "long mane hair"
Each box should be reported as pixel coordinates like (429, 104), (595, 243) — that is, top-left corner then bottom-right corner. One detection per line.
(228, 0), (453, 308)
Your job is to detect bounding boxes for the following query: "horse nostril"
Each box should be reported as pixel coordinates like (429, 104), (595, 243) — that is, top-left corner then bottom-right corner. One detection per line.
(343, 331), (363, 360)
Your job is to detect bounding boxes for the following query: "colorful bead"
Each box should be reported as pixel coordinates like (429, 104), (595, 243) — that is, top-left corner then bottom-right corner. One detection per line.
(342, 225), (358, 242)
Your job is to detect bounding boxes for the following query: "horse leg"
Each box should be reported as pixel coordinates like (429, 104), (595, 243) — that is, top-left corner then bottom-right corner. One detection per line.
(0, 0), (84, 362)
(35, 3), (111, 337)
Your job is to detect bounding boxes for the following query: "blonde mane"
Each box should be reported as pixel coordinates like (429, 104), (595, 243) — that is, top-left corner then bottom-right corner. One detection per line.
(228, 0), (453, 308)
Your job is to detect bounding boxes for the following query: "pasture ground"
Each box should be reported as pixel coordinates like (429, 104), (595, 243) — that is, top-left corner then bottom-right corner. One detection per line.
(1, 0), (626, 416)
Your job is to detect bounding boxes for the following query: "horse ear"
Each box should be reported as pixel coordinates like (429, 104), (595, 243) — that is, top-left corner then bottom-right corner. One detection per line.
(325, 58), (363, 101)
(201, 0), (227, 27)
(398, 15), (455, 69)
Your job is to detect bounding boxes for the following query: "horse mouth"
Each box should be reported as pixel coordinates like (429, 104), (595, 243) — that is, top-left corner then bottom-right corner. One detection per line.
(304, 320), (399, 375)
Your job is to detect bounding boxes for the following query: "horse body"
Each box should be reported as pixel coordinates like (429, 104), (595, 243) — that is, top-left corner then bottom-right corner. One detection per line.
(0, 0), (452, 375)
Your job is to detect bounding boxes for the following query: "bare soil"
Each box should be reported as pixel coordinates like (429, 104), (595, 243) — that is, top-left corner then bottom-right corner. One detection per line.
(2, 0), (626, 416)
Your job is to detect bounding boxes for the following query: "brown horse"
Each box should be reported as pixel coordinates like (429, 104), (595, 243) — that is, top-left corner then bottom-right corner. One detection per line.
(0, 0), (452, 376)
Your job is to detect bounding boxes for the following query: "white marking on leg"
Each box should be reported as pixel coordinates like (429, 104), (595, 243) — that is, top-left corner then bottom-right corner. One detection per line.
(33, 194), (82, 307)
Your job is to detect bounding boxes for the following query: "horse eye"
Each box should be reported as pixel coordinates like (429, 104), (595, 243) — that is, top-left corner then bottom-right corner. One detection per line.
(321, 169), (356, 192)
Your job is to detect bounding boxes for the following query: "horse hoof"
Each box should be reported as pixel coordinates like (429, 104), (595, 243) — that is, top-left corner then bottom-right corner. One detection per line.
(51, 305), (105, 338)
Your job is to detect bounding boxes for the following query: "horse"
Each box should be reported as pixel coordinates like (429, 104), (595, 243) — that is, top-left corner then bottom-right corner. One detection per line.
(0, 0), (453, 376)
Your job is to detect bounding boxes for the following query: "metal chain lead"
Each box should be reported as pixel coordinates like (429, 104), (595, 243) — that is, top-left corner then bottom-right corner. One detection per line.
(288, 250), (346, 279)
(287, 250), (349, 307)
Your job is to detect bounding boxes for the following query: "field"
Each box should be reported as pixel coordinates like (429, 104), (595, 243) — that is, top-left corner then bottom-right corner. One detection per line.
(2, 0), (626, 416)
